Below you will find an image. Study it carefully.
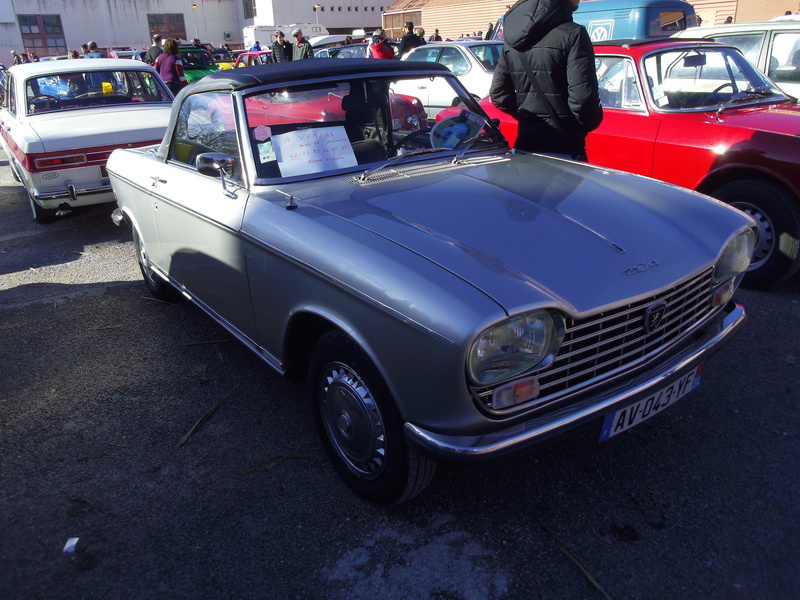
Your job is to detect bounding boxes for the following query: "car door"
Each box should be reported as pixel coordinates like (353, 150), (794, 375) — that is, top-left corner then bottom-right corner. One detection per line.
(397, 46), (442, 112)
(586, 56), (660, 176)
(152, 91), (257, 338)
(429, 47), (471, 115)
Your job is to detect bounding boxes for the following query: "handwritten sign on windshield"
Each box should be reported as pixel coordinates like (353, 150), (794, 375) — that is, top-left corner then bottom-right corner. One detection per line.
(272, 126), (357, 177)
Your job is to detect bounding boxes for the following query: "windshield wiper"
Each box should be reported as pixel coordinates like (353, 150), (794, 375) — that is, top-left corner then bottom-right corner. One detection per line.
(450, 134), (504, 164)
(359, 147), (451, 182)
(717, 87), (778, 113)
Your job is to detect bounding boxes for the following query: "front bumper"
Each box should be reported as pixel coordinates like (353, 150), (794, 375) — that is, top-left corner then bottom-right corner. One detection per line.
(405, 300), (746, 460)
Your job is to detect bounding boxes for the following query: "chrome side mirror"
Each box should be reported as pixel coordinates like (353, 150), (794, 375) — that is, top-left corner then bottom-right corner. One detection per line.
(196, 152), (238, 199)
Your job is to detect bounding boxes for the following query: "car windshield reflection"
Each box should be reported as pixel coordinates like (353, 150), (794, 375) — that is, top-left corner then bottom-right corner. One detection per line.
(232, 73), (505, 180)
(25, 70), (172, 115)
(642, 47), (790, 110)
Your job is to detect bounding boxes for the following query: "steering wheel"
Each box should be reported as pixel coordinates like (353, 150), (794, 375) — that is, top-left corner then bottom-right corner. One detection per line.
(430, 115), (473, 149)
(388, 126), (431, 157)
(701, 82), (734, 105)
(29, 94), (61, 110)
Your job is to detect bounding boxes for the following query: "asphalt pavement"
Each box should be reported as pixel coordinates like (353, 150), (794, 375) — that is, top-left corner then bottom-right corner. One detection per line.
(1, 158), (799, 599)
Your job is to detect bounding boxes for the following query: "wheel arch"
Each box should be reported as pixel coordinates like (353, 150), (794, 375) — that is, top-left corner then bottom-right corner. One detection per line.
(282, 310), (390, 386)
(281, 308), (413, 421)
(697, 164), (799, 205)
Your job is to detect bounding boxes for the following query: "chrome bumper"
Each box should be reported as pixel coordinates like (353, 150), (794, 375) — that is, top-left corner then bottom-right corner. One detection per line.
(405, 300), (747, 461)
(32, 182), (113, 203)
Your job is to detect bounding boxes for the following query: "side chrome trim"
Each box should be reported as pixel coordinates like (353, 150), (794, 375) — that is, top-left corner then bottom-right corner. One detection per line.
(404, 301), (746, 460)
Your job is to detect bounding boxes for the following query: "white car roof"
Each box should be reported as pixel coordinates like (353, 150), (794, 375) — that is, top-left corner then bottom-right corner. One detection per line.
(674, 21), (800, 36)
(8, 58), (159, 77)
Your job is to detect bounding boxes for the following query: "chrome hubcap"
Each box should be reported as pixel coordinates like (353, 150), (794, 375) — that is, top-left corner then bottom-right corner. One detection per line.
(732, 201), (774, 270)
(319, 362), (386, 479)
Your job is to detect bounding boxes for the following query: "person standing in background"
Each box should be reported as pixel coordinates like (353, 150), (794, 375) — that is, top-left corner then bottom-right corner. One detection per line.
(398, 21), (425, 57)
(370, 29), (395, 59)
(272, 31), (292, 62)
(291, 29), (314, 60)
(145, 34), (163, 65)
(155, 38), (188, 95)
(85, 41), (108, 58)
(490, 0), (602, 160)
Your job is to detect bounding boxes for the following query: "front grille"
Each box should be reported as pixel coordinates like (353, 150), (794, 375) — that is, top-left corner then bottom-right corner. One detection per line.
(476, 268), (717, 412)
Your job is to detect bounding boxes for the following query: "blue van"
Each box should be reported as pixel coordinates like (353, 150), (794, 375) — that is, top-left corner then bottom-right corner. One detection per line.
(492, 0), (697, 42)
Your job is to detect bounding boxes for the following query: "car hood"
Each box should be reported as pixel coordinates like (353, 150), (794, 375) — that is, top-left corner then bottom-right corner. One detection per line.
(24, 106), (171, 153)
(718, 101), (800, 134)
(300, 154), (751, 316)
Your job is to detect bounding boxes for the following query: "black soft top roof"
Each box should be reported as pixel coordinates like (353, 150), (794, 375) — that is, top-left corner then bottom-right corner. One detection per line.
(180, 58), (450, 96)
(158, 58), (451, 163)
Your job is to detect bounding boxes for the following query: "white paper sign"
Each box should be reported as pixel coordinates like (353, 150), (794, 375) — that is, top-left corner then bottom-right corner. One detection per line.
(272, 126), (357, 177)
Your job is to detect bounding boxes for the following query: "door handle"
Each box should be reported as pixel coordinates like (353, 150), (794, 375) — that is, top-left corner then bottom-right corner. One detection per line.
(150, 176), (167, 186)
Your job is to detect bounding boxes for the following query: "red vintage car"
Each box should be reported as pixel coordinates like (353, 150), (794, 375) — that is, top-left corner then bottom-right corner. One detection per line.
(207, 81), (427, 134)
(443, 39), (800, 287)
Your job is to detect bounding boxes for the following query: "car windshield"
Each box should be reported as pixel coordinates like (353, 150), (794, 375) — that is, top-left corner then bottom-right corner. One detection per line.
(181, 50), (214, 67)
(467, 44), (503, 69)
(643, 46), (787, 110)
(25, 69), (172, 115)
(239, 73), (505, 179)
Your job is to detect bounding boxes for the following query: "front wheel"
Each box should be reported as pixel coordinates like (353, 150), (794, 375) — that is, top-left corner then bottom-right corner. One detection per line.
(308, 330), (435, 504)
(133, 228), (177, 301)
(712, 179), (800, 287)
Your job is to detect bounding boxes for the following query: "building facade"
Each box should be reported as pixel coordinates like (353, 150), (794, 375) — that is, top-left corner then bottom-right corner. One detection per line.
(0, 0), (388, 61)
(383, 0), (800, 42)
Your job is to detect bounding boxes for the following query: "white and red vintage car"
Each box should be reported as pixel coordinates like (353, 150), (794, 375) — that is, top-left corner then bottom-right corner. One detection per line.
(0, 59), (173, 222)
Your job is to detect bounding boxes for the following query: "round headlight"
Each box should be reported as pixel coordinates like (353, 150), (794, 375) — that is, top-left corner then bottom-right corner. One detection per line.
(468, 310), (564, 386)
(713, 228), (756, 283)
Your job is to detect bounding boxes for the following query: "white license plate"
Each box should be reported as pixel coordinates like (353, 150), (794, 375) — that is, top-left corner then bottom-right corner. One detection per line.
(598, 364), (704, 442)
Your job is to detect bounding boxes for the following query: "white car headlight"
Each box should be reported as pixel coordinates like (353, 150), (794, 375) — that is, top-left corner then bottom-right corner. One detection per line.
(713, 228), (756, 284)
(468, 310), (564, 386)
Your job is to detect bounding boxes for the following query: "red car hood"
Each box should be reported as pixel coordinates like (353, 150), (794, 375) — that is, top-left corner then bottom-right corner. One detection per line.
(717, 101), (800, 135)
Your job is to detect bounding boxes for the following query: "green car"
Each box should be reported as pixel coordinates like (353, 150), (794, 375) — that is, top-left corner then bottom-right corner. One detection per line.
(178, 47), (220, 83)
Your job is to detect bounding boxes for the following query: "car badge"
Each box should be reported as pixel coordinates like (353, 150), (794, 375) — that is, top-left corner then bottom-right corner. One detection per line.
(644, 301), (667, 333)
(623, 259), (659, 276)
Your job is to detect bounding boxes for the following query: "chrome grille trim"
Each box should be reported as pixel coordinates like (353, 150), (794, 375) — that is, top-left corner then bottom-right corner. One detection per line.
(476, 268), (717, 413)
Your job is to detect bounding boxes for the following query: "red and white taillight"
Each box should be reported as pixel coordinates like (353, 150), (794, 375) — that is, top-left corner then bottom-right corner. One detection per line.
(34, 154), (88, 169)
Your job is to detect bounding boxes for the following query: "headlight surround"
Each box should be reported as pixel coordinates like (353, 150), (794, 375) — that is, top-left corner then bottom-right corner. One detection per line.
(468, 310), (564, 386)
(713, 228), (756, 284)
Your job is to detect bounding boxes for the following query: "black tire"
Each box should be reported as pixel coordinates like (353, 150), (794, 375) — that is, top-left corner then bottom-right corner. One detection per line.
(308, 330), (436, 504)
(712, 179), (800, 288)
(133, 228), (178, 301)
(29, 195), (57, 224)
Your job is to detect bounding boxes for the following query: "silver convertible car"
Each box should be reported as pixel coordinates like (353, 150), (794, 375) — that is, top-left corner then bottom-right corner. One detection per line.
(108, 60), (756, 503)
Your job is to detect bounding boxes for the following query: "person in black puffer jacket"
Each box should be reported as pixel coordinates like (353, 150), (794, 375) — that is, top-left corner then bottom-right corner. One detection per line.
(490, 0), (602, 160)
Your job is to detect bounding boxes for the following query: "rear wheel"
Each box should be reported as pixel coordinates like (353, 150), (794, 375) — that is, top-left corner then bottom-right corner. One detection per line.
(133, 228), (177, 301)
(29, 195), (57, 224)
(712, 179), (800, 288)
(308, 330), (436, 504)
